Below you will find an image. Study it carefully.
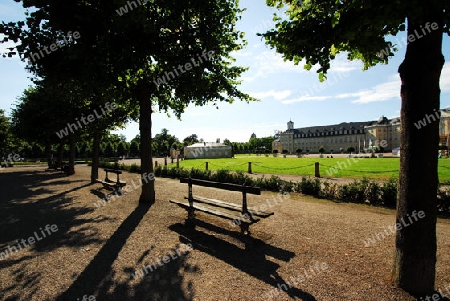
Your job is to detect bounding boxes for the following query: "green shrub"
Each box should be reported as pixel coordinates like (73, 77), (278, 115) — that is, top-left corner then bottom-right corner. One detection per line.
(189, 168), (210, 180)
(211, 169), (233, 183)
(129, 163), (141, 173)
(366, 181), (381, 205)
(278, 180), (294, 193)
(160, 166), (168, 177)
(167, 167), (180, 178)
(339, 178), (369, 203)
(233, 170), (254, 186)
(265, 175), (283, 191)
(381, 178), (398, 208)
(321, 181), (338, 200)
(154, 165), (162, 176)
(437, 186), (450, 213)
(299, 176), (321, 196)
(179, 167), (190, 179)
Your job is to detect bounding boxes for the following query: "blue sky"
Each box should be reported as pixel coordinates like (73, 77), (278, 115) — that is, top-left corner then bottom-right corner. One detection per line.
(1, 0), (449, 142)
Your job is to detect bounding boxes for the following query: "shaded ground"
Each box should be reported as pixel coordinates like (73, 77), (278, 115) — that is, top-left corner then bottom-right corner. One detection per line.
(1, 165), (449, 301)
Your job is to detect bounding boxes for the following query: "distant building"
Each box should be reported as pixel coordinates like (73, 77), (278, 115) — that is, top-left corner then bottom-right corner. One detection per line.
(274, 117), (403, 154)
(250, 133), (257, 139)
(184, 142), (233, 159)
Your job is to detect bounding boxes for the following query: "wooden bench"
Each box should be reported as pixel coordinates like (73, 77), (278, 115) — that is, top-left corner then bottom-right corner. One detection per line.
(170, 178), (274, 243)
(96, 168), (127, 196)
(47, 160), (69, 174)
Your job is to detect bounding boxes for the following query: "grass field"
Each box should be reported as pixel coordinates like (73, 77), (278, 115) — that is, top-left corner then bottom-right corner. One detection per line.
(168, 155), (450, 183)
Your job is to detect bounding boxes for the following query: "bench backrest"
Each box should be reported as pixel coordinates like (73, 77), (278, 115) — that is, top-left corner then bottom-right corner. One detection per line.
(180, 178), (261, 195)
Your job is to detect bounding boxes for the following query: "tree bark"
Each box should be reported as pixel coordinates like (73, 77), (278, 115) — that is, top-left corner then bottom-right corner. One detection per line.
(392, 11), (444, 294)
(44, 141), (51, 164)
(68, 133), (76, 175)
(58, 141), (64, 164)
(138, 80), (155, 204)
(91, 129), (101, 183)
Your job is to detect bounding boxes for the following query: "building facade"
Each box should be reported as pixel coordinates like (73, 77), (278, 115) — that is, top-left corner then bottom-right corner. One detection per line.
(184, 142), (232, 159)
(273, 117), (404, 154)
(274, 109), (450, 154)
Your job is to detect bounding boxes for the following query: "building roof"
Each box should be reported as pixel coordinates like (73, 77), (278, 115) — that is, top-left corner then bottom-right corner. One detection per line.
(287, 121), (371, 134)
(186, 142), (230, 148)
(284, 116), (406, 134)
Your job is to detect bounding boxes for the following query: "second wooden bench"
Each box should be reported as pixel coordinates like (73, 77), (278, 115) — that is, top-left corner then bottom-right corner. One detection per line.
(170, 177), (274, 241)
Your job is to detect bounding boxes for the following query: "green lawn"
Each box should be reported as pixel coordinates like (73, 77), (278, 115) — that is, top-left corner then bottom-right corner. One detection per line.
(168, 155), (450, 183)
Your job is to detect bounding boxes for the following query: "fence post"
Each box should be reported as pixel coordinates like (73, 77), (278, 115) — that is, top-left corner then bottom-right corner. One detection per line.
(205, 162), (208, 171)
(248, 162), (252, 174)
(315, 162), (320, 178)
(176, 157), (179, 168)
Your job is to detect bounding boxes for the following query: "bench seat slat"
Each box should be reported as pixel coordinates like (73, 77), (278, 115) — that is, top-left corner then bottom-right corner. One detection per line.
(170, 199), (260, 224)
(95, 179), (117, 188)
(186, 196), (274, 218)
(105, 178), (127, 186)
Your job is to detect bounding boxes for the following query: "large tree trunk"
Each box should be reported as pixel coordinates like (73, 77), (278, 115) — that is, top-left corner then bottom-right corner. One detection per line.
(68, 133), (76, 175)
(58, 141), (64, 164)
(392, 11), (444, 294)
(138, 80), (155, 204)
(91, 129), (101, 183)
(44, 141), (51, 164)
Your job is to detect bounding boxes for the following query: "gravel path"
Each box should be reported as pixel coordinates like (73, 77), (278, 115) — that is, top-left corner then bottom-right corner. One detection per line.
(0, 165), (449, 301)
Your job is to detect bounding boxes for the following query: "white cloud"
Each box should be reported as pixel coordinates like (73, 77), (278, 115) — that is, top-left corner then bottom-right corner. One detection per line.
(329, 57), (361, 73)
(335, 74), (401, 104)
(250, 90), (291, 100)
(333, 63), (450, 104)
(231, 50), (253, 57)
(248, 51), (307, 79)
(281, 95), (332, 104)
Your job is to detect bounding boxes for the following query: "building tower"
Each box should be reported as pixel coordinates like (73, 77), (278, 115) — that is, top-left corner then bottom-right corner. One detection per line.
(287, 120), (294, 130)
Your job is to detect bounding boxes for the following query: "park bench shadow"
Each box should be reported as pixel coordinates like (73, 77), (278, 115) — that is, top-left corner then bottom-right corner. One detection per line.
(169, 220), (318, 301)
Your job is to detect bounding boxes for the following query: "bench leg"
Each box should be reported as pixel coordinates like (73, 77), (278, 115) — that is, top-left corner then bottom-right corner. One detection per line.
(240, 223), (250, 236)
(185, 209), (196, 227)
(116, 186), (124, 196)
(240, 223), (255, 250)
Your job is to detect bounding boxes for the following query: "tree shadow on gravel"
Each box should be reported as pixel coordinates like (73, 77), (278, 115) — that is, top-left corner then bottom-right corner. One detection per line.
(169, 220), (318, 301)
(56, 203), (165, 301)
(92, 243), (198, 301)
(0, 168), (113, 301)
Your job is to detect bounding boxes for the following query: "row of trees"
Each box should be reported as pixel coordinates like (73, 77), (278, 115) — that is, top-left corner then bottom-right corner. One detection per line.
(1, 0), (255, 204)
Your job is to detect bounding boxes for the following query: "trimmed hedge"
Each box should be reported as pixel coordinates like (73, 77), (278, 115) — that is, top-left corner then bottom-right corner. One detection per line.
(94, 162), (450, 214)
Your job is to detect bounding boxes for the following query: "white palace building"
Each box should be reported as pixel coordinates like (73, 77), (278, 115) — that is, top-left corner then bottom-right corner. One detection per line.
(273, 110), (450, 154)
(272, 117), (401, 154)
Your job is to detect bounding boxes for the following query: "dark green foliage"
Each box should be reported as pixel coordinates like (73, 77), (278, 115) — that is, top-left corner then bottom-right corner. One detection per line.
(129, 163), (141, 173)
(297, 176), (321, 196)
(366, 181), (382, 205)
(381, 178), (398, 208)
(210, 169), (233, 183)
(437, 186), (450, 213)
(339, 178), (369, 203)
